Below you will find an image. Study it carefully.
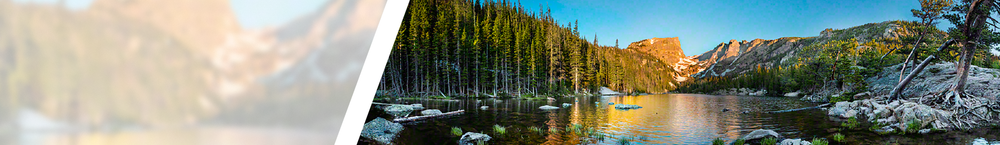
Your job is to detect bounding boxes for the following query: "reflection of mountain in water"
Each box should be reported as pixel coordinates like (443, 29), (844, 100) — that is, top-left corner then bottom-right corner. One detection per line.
(0, 0), (384, 133)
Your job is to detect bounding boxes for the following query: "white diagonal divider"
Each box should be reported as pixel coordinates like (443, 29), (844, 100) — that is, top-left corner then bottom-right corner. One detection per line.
(335, 0), (409, 144)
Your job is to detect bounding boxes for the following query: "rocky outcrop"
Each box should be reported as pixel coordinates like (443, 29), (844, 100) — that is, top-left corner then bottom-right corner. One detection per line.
(361, 118), (404, 145)
(627, 37), (686, 65)
(421, 109), (442, 116)
(740, 129), (782, 144)
(458, 132), (492, 145)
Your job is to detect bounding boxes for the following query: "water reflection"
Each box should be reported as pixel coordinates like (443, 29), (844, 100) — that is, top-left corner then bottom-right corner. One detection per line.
(368, 94), (1000, 144)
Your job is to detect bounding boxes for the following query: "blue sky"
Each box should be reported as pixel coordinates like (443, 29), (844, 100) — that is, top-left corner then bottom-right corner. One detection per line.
(515, 0), (929, 56)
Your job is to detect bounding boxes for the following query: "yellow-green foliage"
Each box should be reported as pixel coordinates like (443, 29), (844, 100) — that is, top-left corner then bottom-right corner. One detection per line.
(596, 47), (678, 94)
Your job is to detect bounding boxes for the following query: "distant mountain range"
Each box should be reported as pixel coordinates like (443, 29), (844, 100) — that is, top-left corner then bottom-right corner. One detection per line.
(627, 21), (923, 81)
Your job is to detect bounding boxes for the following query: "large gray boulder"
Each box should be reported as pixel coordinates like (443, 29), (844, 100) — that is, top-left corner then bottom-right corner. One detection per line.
(740, 129), (782, 143)
(361, 118), (404, 145)
(539, 105), (560, 110)
(458, 132), (492, 145)
(384, 105), (414, 118)
(421, 109), (443, 116)
(614, 104), (642, 110)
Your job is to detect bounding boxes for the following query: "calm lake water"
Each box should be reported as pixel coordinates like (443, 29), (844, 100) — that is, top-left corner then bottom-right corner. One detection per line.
(365, 94), (1000, 144)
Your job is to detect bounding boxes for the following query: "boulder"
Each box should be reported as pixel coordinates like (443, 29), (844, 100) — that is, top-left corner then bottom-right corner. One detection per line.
(480, 106), (489, 110)
(779, 139), (812, 145)
(841, 110), (858, 119)
(874, 126), (895, 134)
(562, 103), (572, 107)
(852, 92), (872, 100)
(918, 129), (931, 134)
(458, 132), (492, 145)
(384, 105), (414, 118)
(421, 109), (443, 116)
(410, 104), (424, 110)
(800, 95), (828, 103)
(783, 91), (802, 97)
(614, 104), (643, 110)
(539, 105), (560, 110)
(361, 118), (404, 145)
(740, 129), (782, 143)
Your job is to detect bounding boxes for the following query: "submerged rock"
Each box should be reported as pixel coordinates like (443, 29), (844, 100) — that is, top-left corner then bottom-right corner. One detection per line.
(614, 104), (642, 110)
(384, 105), (414, 118)
(458, 132), (491, 145)
(740, 129), (782, 143)
(361, 118), (404, 145)
(539, 105), (560, 110)
(874, 126), (895, 134)
(421, 109), (442, 116)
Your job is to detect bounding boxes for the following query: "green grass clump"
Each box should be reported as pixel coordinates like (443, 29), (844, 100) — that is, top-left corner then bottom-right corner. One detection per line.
(549, 127), (559, 134)
(616, 136), (633, 145)
(712, 138), (725, 145)
(592, 133), (606, 141)
(451, 127), (463, 136)
(761, 137), (778, 145)
(841, 116), (859, 129)
(811, 138), (829, 145)
(493, 125), (506, 135)
(905, 120), (921, 134)
(733, 139), (745, 145)
(832, 133), (844, 142)
(528, 126), (543, 134)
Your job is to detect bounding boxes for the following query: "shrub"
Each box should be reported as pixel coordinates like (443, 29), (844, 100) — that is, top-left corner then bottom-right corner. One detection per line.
(811, 138), (829, 145)
(733, 139), (745, 145)
(762, 137), (778, 145)
(451, 127), (463, 136)
(832, 133), (844, 142)
(712, 138), (725, 145)
(841, 116), (859, 129)
(493, 125), (506, 135)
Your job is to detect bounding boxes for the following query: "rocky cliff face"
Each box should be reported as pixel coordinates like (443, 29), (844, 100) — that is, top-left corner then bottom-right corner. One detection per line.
(629, 21), (920, 81)
(627, 37), (685, 65)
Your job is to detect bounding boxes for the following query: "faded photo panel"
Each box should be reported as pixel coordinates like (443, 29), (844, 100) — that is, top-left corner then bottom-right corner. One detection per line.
(0, 0), (387, 144)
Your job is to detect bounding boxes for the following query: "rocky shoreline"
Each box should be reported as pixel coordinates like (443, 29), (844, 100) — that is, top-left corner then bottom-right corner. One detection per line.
(826, 63), (1000, 133)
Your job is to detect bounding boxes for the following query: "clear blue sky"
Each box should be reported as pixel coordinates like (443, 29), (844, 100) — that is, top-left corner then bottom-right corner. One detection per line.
(515, 0), (929, 56)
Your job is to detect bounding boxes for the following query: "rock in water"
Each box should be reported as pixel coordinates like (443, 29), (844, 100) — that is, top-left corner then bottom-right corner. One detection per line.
(779, 139), (812, 145)
(740, 129), (782, 143)
(874, 126), (895, 134)
(918, 129), (931, 134)
(539, 105), (560, 110)
(480, 106), (489, 110)
(384, 105), (414, 118)
(421, 109), (443, 116)
(458, 132), (492, 145)
(614, 104), (642, 110)
(410, 104), (425, 110)
(361, 118), (404, 145)
(562, 103), (572, 107)
(783, 91), (802, 97)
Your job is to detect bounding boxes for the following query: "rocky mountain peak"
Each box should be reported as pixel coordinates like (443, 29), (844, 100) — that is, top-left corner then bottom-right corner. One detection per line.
(627, 37), (685, 64)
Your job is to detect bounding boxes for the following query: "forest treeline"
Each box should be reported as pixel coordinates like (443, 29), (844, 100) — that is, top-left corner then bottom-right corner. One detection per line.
(377, 0), (677, 98)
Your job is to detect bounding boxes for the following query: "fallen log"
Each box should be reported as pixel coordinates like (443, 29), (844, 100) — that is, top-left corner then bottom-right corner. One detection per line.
(393, 110), (465, 122)
(372, 102), (407, 106)
(766, 103), (830, 114)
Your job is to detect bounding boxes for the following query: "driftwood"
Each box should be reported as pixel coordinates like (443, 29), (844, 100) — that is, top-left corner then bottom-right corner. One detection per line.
(889, 39), (955, 101)
(393, 110), (465, 122)
(766, 103), (830, 114)
(372, 102), (407, 106)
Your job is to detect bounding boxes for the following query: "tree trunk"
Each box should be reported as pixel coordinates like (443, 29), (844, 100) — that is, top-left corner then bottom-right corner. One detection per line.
(899, 35), (925, 83)
(951, 45), (974, 93)
(888, 39), (954, 101)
